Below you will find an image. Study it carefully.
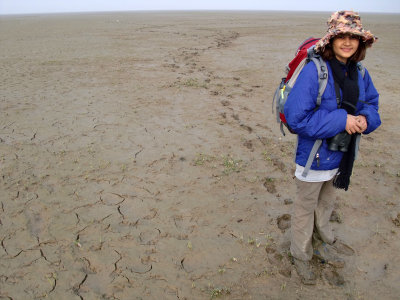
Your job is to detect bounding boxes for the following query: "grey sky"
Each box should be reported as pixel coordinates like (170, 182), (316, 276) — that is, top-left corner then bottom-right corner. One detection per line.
(1, 0), (399, 15)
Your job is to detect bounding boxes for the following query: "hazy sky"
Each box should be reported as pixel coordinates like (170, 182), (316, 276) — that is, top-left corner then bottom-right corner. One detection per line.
(1, 0), (399, 15)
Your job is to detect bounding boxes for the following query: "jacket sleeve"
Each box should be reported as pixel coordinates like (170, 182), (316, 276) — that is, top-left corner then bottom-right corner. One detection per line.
(284, 62), (348, 139)
(357, 68), (381, 134)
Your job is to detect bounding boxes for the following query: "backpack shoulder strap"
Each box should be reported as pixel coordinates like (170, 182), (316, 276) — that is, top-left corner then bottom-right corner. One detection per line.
(307, 46), (328, 108)
(302, 139), (322, 177)
(357, 62), (366, 78)
(298, 46), (327, 177)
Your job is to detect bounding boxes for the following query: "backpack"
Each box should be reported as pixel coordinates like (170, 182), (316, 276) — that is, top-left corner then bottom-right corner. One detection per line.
(272, 37), (327, 177)
(272, 37), (365, 177)
(273, 37), (328, 136)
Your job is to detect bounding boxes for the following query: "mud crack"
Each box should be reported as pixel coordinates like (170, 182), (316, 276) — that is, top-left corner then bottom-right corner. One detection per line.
(40, 248), (50, 262)
(73, 273), (88, 299)
(111, 193), (126, 203)
(98, 213), (113, 223)
(1, 236), (9, 255)
(117, 205), (124, 219)
(111, 250), (122, 275)
(46, 273), (57, 294)
(180, 257), (192, 273)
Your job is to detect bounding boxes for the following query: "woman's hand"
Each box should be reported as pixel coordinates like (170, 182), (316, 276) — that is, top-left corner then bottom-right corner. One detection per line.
(346, 115), (363, 134)
(356, 115), (368, 133)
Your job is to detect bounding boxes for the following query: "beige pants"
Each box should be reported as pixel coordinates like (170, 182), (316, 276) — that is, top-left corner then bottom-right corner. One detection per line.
(290, 178), (336, 261)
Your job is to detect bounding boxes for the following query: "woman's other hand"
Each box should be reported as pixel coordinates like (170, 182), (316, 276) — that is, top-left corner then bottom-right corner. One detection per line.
(356, 115), (368, 133)
(346, 115), (363, 134)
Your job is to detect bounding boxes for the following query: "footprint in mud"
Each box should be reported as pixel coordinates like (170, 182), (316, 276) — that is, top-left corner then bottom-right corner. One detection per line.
(100, 192), (126, 206)
(24, 201), (49, 239)
(232, 113), (239, 120)
(221, 100), (230, 106)
(128, 261), (153, 274)
(270, 156), (287, 173)
(265, 246), (292, 278)
(240, 124), (253, 133)
(138, 228), (161, 245)
(277, 214), (291, 231)
(173, 215), (196, 240)
(180, 251), (212, 274)
(332, 240), (355, 256)
(263, 177), (276, 194)
(391, 212), (400, 227)
(322, 268), (345, 286)
(243, 139), (253, 151)
(215, 31), (239, 48)
(284, 198), (293, 205)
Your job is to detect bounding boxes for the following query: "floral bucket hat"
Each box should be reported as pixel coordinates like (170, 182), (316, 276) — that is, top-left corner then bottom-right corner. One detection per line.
(315, 10), (378, 52)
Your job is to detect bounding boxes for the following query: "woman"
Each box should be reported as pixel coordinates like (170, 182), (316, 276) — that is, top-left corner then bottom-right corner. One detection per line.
(284, 11), (381, 284)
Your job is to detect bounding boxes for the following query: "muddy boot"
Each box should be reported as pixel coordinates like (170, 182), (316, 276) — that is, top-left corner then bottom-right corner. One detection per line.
(314, 242), (345, 268)
(292, 258), (316, 285)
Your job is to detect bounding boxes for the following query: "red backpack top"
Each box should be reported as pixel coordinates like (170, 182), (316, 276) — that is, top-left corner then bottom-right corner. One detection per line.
(285, 37), (320, 83)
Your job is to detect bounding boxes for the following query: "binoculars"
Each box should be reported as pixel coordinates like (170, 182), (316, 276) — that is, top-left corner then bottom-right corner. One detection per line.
(327, 131), (351, 152)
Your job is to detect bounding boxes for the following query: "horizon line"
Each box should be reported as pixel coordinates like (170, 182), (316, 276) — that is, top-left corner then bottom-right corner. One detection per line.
(1, 9), (400, 16)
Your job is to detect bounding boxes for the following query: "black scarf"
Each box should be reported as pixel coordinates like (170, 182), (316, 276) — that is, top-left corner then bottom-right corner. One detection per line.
(329, 58), (359, 191)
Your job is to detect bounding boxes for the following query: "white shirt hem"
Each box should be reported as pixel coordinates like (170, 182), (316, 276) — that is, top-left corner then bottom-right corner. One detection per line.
(295, 164), (338, 182)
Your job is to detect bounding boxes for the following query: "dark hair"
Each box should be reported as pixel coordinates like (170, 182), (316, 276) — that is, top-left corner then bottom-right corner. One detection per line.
(320, 37), (367, 62)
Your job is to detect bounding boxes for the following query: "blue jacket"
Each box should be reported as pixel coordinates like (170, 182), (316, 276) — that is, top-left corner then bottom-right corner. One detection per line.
(284, 60), (381, 170)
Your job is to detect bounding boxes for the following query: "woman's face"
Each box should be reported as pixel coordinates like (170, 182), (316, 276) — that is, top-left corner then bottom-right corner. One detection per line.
(332, 34), (360, 63)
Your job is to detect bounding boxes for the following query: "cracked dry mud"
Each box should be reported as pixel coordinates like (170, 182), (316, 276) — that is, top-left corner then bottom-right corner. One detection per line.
(1, 11), (400, 299)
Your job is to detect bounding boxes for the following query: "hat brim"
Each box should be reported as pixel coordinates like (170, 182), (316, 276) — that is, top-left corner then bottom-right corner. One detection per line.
(315, 28), (377, 52)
